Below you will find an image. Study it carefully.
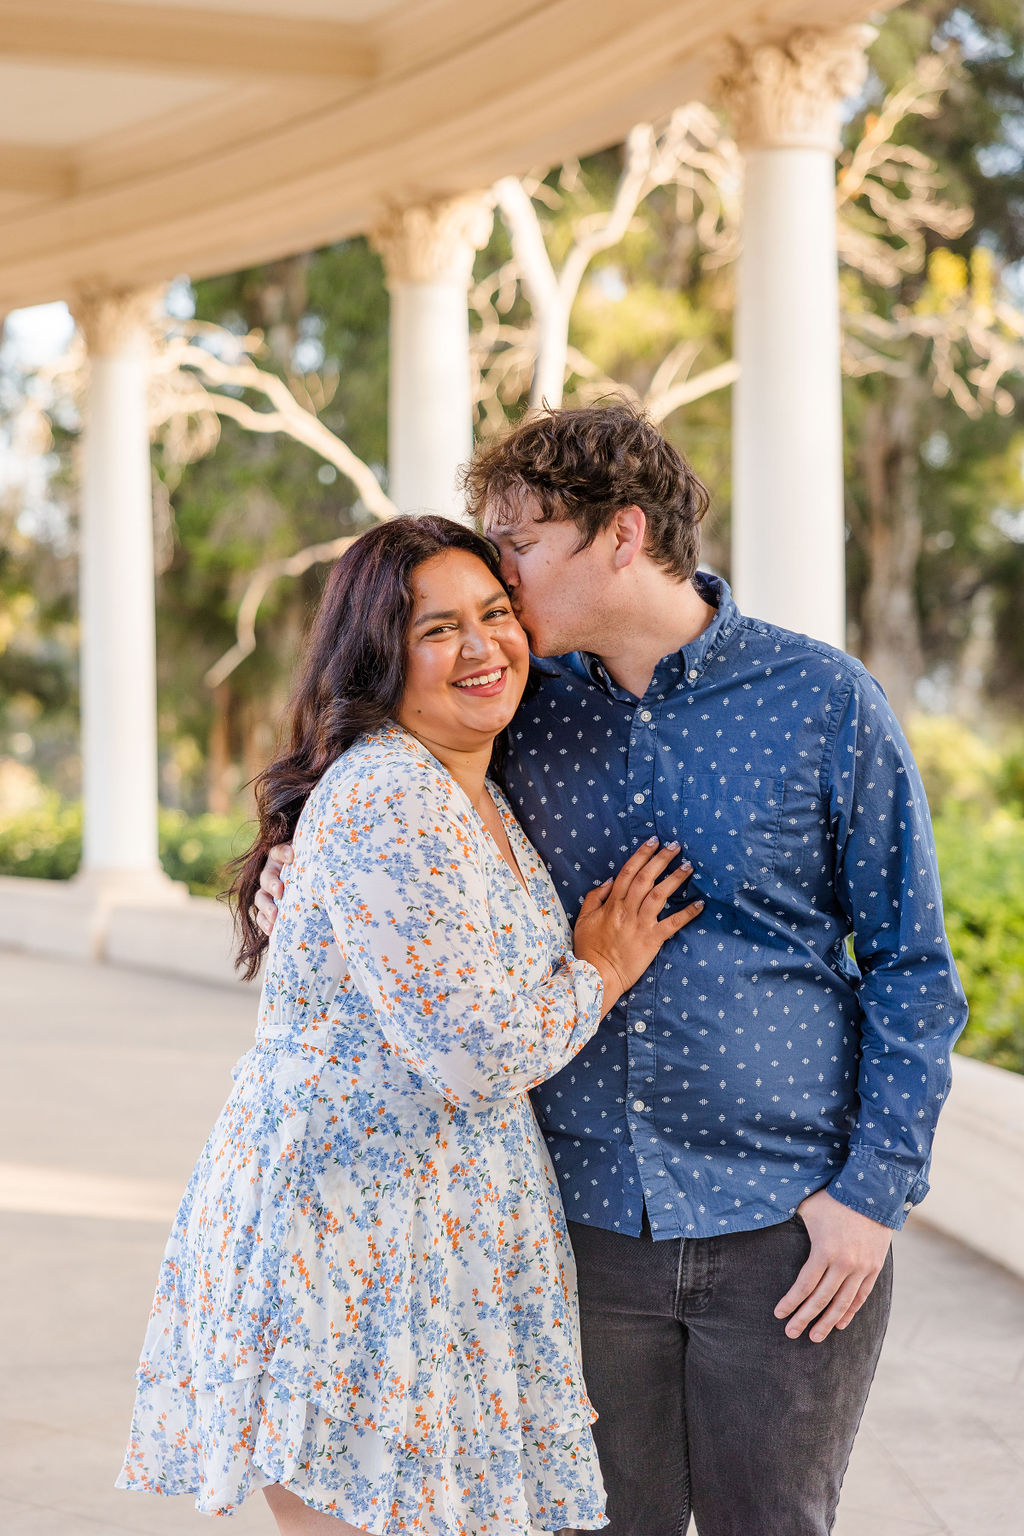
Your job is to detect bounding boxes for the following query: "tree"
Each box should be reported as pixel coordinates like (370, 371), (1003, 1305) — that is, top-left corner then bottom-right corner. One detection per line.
(841, 2), (1024, 714)
(150, 245), (392, 811)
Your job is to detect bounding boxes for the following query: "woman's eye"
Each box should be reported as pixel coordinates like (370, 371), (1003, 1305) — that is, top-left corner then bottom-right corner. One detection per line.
(424, 624), (454, 637)
(485, 607), (511, 620)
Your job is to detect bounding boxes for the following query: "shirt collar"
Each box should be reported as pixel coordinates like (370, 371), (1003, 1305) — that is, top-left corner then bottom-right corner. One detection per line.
(555, 571), (739, 700)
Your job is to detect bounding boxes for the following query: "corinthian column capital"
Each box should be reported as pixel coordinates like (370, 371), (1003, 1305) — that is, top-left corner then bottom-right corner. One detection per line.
(371, 194), (494, 286)
(73, 285), (163, 357)
(717, 26), (873, 153)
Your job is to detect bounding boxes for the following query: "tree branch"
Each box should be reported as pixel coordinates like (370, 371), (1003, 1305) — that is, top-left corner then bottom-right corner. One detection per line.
(204, 534), (360, 689)
(154, 334), (396, 523)
(147, 322), (398, 686)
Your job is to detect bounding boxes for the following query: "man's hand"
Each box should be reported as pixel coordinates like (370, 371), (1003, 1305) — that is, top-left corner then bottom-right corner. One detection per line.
(774, 1188), (892, 1343)
(253, 843), (293, 935)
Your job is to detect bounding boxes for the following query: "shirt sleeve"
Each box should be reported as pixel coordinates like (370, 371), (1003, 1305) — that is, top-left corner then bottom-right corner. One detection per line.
(310, 760), (605, 1108)
(820, 666), (968, 1229)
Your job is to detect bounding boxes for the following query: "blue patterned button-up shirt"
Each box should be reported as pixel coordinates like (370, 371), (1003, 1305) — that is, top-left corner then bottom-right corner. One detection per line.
(509, 574), (967, 1239)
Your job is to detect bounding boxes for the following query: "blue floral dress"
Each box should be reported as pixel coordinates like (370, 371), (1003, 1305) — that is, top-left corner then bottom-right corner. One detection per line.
(117, 723), (607, 1533)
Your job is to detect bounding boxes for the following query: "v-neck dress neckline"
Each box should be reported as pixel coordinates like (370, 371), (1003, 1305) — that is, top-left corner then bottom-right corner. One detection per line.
(388, 720), (542, 914)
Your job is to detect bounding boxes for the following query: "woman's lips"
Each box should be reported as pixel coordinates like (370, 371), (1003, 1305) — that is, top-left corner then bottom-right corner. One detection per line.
(452, 666), (508, 698)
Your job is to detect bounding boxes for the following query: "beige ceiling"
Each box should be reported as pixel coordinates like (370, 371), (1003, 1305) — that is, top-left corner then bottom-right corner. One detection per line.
(0, 0), (894, 312)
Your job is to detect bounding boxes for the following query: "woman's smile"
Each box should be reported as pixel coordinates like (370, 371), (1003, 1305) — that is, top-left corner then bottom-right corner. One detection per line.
(452, 665), (508, 696)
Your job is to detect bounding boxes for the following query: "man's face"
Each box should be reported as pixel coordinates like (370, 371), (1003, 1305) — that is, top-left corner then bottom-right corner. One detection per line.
(483, 493), (613, 657)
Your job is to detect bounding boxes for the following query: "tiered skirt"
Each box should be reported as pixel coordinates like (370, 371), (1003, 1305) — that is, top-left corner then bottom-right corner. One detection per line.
(116, 1040), (607, 1533)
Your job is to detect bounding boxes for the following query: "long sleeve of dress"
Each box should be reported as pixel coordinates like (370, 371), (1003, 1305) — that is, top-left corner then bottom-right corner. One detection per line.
(310, 755), (605, 1108)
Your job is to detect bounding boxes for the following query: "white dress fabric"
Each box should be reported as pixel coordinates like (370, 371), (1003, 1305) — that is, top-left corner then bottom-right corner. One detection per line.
(117, 723), (607, 1533)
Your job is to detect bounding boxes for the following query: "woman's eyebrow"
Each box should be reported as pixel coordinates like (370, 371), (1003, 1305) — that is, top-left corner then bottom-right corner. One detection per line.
(413, 592), (508, 627)
(412, 608), (459, 626)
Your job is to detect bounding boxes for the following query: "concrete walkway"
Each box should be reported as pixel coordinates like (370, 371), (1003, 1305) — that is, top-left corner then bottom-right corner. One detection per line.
(1, 950), (1022, 1536)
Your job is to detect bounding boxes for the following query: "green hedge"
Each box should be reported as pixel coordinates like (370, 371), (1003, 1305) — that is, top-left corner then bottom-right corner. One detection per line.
(0, 794), (250, 898)
(930, 804), (1024, 1073)
(3, 725), (1023, 1072)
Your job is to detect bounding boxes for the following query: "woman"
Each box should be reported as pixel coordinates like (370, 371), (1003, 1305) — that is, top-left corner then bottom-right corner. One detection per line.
(117, 516), (702, 1535)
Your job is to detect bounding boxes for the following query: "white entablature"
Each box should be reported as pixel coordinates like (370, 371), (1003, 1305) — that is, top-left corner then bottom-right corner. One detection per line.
(0, 0), (896, 312)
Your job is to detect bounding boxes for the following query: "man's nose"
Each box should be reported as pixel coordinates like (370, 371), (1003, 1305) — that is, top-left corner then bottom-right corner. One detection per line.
(497, 550), (518, 586)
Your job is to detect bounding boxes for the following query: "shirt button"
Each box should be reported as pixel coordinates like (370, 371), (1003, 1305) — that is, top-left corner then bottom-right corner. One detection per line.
(688, 669), (698, 681)
(639, 709), (652, 722)
(632, 1099), (647, 1113)
(633, 1021), (647, 1033)
(632, 792), (645, 805)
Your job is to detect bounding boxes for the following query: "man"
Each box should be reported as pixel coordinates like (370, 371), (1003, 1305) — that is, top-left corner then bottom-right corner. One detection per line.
(257, 402), (967, 1536)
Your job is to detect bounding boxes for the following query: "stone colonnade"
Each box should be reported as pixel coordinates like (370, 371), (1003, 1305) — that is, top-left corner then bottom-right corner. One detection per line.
(371, 194), (493, 520)
(721, 26), (870, 648)
(72, 25), (866, 889)
(74, 287), (183, 900)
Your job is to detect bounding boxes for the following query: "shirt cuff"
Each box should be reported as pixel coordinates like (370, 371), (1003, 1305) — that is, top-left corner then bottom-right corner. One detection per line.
(827, 1148), (926, 1231)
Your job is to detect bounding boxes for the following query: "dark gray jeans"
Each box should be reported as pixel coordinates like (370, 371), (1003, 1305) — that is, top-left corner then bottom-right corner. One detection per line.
(563, 1212), (893, 1536)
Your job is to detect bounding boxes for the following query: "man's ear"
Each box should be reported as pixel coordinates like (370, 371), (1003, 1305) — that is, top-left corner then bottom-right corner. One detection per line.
(610, 505), (646, 569)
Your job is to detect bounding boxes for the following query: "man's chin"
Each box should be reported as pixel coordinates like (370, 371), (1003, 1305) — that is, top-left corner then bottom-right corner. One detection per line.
(517, 615), (569, 659)
(520, 624), (553, 658)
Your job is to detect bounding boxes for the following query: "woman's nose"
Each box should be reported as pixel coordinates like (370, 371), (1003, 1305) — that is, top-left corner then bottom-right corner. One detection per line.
(461, 625), (492, 656)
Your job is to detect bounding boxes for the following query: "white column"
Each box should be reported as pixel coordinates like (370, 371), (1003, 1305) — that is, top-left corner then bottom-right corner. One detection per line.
(372, 195), (492, 519)
(74, 288), (180, 899)
(720, 28), (871, 647)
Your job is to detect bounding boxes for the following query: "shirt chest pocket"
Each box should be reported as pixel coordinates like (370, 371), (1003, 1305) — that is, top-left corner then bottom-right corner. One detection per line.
(668, 772), (786, 898)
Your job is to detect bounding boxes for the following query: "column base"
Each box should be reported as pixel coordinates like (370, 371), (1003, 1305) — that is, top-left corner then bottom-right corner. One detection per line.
(0, 872), (247, 988)
(73, 866), (189, 907)
(75, 867), (189, 958)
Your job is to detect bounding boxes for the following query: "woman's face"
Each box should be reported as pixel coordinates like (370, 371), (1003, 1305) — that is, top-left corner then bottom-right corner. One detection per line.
(395, 548), (530, 752)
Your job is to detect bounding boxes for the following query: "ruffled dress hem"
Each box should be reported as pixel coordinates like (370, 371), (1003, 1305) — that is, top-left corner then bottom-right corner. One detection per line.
(116, 1368), (607, 1533)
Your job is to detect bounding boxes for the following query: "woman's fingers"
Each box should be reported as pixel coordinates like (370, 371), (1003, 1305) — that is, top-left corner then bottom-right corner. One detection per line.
(611, 840), (684, 909)
(579, 880), (612, 912)
(643, 862), (694, 912)
(608, 837), (662, 901)
(662, 899), (704, 933)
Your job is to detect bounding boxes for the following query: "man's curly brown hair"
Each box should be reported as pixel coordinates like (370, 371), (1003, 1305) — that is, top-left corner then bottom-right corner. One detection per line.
(460, 400), (710, 582)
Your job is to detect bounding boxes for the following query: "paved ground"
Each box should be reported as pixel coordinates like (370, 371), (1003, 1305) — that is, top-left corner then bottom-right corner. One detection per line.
(2, 949), (1023, 1536)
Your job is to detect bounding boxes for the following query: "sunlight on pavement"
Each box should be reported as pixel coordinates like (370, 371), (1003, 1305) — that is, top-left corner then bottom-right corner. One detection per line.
(0, 1162), (179, 1223)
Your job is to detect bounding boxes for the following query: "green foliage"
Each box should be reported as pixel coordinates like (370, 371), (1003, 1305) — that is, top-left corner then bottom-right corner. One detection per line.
(0, 794), (82, 879)
(931, 804), (1024, 1072)
(907, 716), (1024, 1071)
(840, 1), (1024, 709)
(151, 237), (390, 810)
(906, 712), (1004, 805)
(0, 795), (249, 897)
(156, 809), (253, 897)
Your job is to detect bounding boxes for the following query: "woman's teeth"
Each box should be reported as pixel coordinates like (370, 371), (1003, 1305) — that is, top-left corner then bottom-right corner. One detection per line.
(454, 670), (504, 689)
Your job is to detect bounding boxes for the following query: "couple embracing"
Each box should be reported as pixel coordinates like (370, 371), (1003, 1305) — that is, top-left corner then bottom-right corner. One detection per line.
(117, 403), (966, 1536)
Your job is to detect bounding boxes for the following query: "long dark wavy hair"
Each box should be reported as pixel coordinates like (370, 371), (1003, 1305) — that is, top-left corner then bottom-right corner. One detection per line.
(229, 515), (511, 979)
